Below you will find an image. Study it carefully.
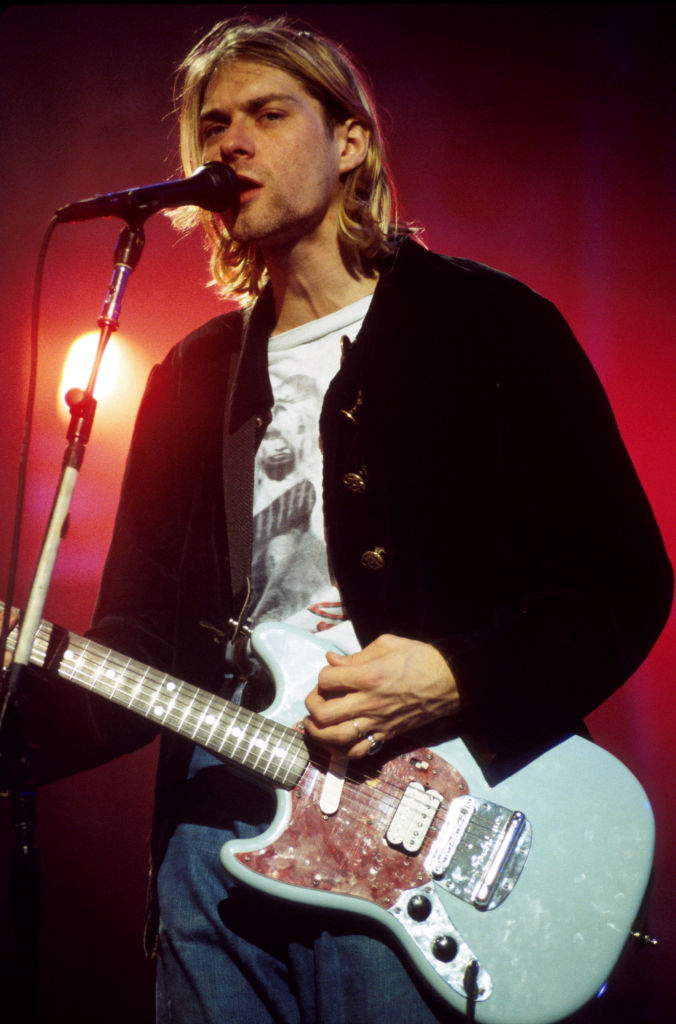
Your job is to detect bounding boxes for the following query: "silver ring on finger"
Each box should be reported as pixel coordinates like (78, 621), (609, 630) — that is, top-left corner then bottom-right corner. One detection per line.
(366, 733), (383, 756)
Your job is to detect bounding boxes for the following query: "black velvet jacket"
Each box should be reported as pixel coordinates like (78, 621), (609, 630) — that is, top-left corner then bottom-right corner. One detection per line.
(30, 239), (672, 941)
(320, 242), (672, 750)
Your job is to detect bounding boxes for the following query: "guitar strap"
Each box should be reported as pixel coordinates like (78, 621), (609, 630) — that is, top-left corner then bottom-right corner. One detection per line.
(222, 363), (256, 632)
(221, 294), (274, 651)
(222, 407), (258, 685)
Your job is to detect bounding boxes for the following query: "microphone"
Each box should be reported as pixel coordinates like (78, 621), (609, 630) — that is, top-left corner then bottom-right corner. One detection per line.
(55, 162), (238, 224)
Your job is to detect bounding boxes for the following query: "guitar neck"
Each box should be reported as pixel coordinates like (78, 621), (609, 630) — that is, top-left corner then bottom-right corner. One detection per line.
(5, 606), (308, 789)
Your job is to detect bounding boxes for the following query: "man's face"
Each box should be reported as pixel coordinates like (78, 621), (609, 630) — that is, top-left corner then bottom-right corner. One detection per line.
(199, 60), (348, 254)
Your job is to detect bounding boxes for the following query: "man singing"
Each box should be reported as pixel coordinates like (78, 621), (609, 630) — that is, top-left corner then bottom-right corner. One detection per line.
(18, 15), (673, 1024)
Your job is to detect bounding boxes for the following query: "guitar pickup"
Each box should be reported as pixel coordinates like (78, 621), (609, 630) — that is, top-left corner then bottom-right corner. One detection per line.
(387, 782), (443, 853)
(319, 755), (349, 815)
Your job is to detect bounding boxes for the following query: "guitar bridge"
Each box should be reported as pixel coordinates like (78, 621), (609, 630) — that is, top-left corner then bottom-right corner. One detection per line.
(425, 795), (532, 910)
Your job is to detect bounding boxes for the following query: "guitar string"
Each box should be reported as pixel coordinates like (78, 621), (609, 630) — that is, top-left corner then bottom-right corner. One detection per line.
(10, 609), (477, 825)
(37, 629), (314, 764)
(28, 625), (509, 843)
(50, 634), (470, 841)
(293, 763), (501, 855)
(23, 620), (495, 855)
(28, 619), (415, 798)
(53, 632), (456, 816)
(29, 629), (309, 784)
(299, 762), (503, 848)
(30, 628), (504, 845)
(34, 632), (506, 852)
(14, 637), (517, 869)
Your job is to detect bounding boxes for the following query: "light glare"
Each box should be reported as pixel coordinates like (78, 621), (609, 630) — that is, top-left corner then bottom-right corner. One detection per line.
(59, 332), (122, 411)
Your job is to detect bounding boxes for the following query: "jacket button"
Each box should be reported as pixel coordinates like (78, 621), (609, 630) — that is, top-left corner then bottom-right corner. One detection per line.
(343, 470), (366, 494)
(340, 388), (363, 426)
(361, 547), (386, 571)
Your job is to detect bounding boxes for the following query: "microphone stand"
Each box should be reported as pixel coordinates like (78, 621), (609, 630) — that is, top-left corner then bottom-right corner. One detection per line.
(0, 219), (145, 1023)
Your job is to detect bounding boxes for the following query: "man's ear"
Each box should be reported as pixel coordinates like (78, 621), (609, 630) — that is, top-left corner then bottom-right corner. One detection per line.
(337, 118), (370, 174)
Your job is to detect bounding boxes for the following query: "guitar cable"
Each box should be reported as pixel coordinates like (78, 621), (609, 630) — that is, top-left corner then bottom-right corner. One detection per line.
(464, 959), (479, 1022)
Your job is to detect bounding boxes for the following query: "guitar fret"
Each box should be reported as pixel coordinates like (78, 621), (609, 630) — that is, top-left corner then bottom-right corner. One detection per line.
(240, 718), (270, 770)
(217, 705), (251, 759)
(259, 722), (291, 771)
(169, 685), (199, 734)
(200, 693), (228, 746)
(128, 664), (152, 712)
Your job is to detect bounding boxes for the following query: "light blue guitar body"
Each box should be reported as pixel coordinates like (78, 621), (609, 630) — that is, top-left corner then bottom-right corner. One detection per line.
(222, 622), (654, 1024)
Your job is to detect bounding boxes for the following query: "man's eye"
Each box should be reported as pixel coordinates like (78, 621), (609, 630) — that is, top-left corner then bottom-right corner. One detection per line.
(203, 124), (226, 141)
(260, 110), (284, 123)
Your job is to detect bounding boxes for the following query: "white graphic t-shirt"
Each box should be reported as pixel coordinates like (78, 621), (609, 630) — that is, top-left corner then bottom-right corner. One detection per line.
(249, 293), (372, 641)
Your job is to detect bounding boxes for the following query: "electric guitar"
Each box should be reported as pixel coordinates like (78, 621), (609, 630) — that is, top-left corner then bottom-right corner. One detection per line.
(3, 606), (654, 1024)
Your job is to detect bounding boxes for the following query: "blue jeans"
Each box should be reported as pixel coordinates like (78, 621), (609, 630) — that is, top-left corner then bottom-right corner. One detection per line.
(156, 751), (449, 1024)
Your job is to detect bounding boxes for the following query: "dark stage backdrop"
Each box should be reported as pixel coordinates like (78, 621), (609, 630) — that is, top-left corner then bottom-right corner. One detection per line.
(0, 5), (674, 1022)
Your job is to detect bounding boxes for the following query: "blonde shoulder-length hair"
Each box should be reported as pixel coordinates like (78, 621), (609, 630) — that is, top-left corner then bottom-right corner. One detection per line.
(171, 15), (406, 301)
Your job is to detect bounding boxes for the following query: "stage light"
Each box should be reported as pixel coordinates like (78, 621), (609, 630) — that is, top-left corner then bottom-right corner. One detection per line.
(58, 331), (124, 414)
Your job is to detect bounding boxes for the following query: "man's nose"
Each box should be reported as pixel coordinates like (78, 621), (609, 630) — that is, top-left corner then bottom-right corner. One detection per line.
(218, 121), (254, 161)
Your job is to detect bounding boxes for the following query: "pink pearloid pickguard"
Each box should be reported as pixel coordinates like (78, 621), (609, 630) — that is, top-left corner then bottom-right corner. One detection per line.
(233, 746), (468, 907)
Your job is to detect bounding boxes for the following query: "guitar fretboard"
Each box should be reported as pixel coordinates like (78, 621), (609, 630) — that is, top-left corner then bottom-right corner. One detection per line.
(5, 607), (309, 789)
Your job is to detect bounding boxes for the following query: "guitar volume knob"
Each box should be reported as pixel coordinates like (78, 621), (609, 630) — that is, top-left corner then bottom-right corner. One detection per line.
(432, 935), (458, 963)
(407, 894), (432, 921)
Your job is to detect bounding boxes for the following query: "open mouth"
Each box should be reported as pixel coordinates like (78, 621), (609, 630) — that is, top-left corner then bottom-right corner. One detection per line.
(236, 176), (262, 203)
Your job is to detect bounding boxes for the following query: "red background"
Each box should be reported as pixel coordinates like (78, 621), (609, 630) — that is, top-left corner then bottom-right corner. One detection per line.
(0, 5), (674, 1022)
